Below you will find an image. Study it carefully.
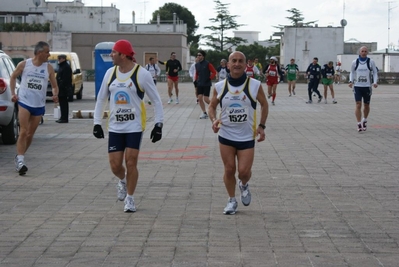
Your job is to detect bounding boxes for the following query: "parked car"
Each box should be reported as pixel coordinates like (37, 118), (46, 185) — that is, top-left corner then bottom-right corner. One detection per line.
(46, 52), (83, 101)
(0, 50), (19, 144)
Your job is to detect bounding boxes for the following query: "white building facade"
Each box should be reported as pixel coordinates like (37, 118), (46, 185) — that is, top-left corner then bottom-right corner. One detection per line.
(280, 26), (345, 71)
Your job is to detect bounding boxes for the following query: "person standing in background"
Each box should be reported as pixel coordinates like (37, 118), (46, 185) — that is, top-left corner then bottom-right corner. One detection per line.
(321, 61), (337, 104)
(189, 57), (200, 104)
(159, 52), (182, 104)
(285, 58), (299, 96)
(216, 59), (230, 82)
(306, 57), (323, 104)
(144, 57), (161, 105)
(195, 50), (217, 119)
(56, 54), (72, 123)
(334, 62), (342, 84)
(263, 56), (281, 105)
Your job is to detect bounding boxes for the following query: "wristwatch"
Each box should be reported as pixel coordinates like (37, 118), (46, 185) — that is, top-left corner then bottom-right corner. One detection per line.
(155, 122), (163, 128)
(258, 124), (266, 129)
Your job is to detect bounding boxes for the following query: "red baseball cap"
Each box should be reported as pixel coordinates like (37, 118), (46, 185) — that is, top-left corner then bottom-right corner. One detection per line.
(113, 39), (135, 57)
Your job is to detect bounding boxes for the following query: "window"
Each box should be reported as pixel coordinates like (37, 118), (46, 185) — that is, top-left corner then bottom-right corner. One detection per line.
(12, 16), (23, 23)
(0, 16), (6, 24)
(0, 58), (11, 79)
(4, 58), (16, 75)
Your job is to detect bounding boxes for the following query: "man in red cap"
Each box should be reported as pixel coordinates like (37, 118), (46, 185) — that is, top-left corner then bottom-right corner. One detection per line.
(93, 39), (164, 212)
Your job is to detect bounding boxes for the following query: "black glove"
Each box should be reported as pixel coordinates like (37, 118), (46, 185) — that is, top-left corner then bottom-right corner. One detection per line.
(150, 123), (162, 143)
(93, 124), (104, 139)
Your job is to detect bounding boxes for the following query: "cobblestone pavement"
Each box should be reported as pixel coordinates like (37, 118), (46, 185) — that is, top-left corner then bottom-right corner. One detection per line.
(0, 81), (398, 267)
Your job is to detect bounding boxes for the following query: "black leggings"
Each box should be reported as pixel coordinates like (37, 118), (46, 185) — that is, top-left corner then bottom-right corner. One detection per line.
(308, 79), (322, 100)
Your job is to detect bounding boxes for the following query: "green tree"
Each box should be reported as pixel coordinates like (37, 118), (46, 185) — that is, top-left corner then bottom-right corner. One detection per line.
(151, 3), (200, 46)
(202, 50), (230, 69)
(273, 8), (318, 30)
(286, 8), (317, 26)
(203, 0), (246, 52)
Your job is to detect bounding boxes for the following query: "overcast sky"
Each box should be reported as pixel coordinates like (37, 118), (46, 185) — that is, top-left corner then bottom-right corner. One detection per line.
(78, 0), (398, 51)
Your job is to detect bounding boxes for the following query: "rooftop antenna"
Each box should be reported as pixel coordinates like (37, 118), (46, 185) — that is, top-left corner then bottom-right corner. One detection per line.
(343, 0), (345, 19)
(140, 1), (149, 23)
(387, 1), (397, 49)
(340, 0), (347, 28)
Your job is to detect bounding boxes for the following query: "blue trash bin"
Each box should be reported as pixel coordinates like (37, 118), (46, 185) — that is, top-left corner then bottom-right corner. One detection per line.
(94, 42), (115, 98)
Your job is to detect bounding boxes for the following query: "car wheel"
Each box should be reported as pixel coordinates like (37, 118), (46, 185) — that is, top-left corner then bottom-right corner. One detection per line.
(2, 108), (19, 145)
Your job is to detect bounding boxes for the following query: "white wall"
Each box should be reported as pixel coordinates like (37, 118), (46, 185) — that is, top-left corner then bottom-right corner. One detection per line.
(234, 31), (260, 44)
(384, 55), (399, 72)
(337, 54), (385, 73)
(54, 6), (119, 32)
(281, 27), (345, 71)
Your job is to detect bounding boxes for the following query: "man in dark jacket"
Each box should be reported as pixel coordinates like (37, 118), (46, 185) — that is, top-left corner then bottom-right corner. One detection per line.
(306, 57), (323, 104)
(195, 50), (217, 119)
(56, 54), (72, 123)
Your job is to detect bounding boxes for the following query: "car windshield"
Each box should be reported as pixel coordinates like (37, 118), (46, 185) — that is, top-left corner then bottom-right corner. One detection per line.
(48, 59), (71, 73)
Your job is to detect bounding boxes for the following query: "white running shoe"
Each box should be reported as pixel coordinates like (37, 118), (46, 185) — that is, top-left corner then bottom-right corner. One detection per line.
(199, 113), (208, 119)
(332, 100), (337, 104)
(167, 98), (173, 104)
(324, 99), (327, 104)
(15, 156), (28, 175)
(362, 120), (367, 131)
(293, 89), (296, 95)
(239, 181), (251, 206)
(175, 98), (179, 104)
(357, 123), (363, 132)
(124, 197), (136, 212)
(223, 199), (238, 215)
(116, 180), (127, 201)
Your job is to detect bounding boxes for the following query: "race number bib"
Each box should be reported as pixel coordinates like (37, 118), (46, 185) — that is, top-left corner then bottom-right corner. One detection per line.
(27, 77), (43, 90)
(269, 71), (276, 76)
(246, 71), (254, 77)
(227, 107), (248, 123)
(115, 107), (136, 122)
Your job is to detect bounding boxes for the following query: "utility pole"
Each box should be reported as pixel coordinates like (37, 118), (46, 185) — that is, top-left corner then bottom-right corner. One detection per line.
(140, 1), (149, 23)
(387, 1), (397, 49)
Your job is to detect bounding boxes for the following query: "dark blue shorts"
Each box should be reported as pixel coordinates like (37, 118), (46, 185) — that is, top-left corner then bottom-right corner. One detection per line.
(353, 86), (372, 104)
(218, 136), (255, 150)
(108, 132), (143, 152)
(18, 102), (45, 116)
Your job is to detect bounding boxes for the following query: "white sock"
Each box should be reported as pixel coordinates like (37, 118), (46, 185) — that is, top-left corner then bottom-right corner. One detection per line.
(229, 197), (236, 202)
(17, 155), (24, 161)
(362, 118), (367, 122)
(127, 194), (133, 200)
